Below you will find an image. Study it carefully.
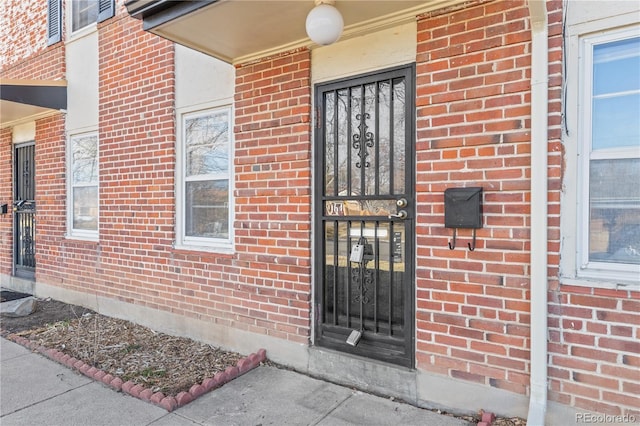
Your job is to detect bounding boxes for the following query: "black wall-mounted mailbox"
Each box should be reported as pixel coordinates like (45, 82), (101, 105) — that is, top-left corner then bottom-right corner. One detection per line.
(444, 187), (483, 251)
(1, 204), (7, 215)
(444, 187), (483, 229)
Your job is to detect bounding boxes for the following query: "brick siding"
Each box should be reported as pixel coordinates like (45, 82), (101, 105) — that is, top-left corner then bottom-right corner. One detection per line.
(0, 0), (49, 67)
(549, 285), (640, 417)
(0, 0), (65, 277)
(0, 1), (65, 79)
(414, 0), (547, 395)
(414, 0), (638, 416)
(31, 7), (313, 345)
(0, 128), (13, 276)
(232, 49), (313, 342)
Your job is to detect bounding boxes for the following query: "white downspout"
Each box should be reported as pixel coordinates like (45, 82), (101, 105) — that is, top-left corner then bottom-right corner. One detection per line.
(526, 1), (549, 425)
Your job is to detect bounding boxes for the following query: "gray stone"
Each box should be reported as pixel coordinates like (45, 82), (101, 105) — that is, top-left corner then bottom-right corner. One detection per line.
(1, 296), (36, 317)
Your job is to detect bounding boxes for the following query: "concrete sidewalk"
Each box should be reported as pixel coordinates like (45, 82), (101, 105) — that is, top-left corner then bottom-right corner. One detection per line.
(1, 337), (471, 426)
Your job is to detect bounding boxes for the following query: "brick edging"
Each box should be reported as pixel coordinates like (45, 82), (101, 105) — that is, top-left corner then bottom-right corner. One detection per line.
(478, 410), (496, 426)
(7, 334), (267, 412)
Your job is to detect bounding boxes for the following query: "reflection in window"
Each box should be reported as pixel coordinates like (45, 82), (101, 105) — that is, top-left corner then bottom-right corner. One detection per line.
(72, 0), (98, 32)
(185, 111), (229, 176)
(70, 133), (98, 232)
(185, 180), (229, 238)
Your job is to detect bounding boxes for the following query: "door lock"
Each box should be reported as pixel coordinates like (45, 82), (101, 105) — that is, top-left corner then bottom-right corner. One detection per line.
(388, 210), (407, 219)
(396, 198), (408, 208)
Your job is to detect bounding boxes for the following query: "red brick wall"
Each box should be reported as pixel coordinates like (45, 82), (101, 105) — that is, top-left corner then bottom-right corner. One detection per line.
(31, 4), (313, 345)
(548, 286), (640, 417)
(0, 1), (65, 79)
(35, 10), (178, 303)
(0, 1), (50, 68)
(414, 0), (560, 396)
(34, 114), (67, 275)
(0, 128), (13, 276)
(232, 49), (313, 343)
(544, 0), (640, 414)
(0, 0), (65, 279)
(544, 1), (639, 417)
(415, 0), (639, 417)
(97, 6), (175, 301)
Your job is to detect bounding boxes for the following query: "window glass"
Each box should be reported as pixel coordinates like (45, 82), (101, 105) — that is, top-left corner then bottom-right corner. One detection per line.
(592, 94), (640, 150)
(587, 35), (640, 268)
(72, 135), (99, 183)
(70, 133), (98, 233)
(73, 186), (98, 230)
(72, 0), (98, 32)
(589, 158), (640, 264)
(593, 38), (640, 94)
(185, 180), (229, 238)
(185, 111), (230, 176)
(181, 108), (232, 246)
(592, 37), (640, 150)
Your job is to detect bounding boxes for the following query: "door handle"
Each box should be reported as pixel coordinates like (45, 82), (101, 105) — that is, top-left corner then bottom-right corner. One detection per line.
(388, 210), (407, 219)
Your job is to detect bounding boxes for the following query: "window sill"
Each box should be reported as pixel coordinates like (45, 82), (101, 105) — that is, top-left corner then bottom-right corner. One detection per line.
(67, 23), (98, 43)
(173, 243), (234, 256)
(65, 233), (99, 243)
(560, 276), (640, 292)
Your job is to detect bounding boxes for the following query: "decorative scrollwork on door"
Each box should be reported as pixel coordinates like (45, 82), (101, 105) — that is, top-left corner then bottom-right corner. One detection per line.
(352, 113), (374, 169)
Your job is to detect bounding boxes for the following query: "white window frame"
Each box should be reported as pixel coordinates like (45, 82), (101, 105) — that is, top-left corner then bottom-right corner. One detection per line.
(175, 105), (234, 253)
(578, 27), (640, 280)
(562, 15), (640, 290)
(67, 131), (99, 241)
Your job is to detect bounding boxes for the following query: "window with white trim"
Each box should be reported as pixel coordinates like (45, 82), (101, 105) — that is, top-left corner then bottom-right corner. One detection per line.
(577, 28), (640, 281)
(68, 132), (99, 239)
(177, 107), (233, 251)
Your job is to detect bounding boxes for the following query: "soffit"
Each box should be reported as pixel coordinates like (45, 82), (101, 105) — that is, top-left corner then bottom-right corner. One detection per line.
(126, 0), (467, 64)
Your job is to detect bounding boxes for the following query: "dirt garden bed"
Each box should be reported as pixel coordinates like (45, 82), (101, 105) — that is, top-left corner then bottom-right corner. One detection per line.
(1, 298), (245, 396)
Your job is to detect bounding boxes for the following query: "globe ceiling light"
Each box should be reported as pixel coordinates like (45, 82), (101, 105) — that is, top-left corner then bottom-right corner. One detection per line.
(305, 0), (344, 46)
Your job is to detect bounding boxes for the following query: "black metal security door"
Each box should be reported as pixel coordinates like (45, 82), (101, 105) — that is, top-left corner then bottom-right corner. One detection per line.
(314, 65), (415, 367)
(14, 142), (36, 279)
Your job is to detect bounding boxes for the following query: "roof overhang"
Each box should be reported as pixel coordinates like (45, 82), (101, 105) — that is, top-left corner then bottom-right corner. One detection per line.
(125, 0), (467, 65)
(1, 79), (67, 128)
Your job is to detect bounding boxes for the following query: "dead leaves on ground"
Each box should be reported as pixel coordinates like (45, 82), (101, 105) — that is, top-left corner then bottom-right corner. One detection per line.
(19, 313), (243, 396)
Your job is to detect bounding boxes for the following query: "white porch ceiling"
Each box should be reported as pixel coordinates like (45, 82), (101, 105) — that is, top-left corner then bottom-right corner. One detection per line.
(128, 0), (467, 64)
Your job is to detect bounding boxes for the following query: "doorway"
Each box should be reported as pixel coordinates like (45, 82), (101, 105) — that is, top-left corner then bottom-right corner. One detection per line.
(314, 65), (415, 367)
(14, 142), (36, 279)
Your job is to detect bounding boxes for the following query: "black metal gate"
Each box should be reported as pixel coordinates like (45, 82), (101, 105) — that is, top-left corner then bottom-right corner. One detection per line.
(14, 142), (36, 279)
(314, 65), (415, 367)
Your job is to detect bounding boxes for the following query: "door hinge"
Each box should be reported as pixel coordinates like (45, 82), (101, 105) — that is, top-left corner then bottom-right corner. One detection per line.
(314, 107), (321, 129)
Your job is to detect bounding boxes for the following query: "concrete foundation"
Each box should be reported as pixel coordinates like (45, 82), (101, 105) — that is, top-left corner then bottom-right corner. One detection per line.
(6, 274), (594, 424)
(1, 275), (35, 295)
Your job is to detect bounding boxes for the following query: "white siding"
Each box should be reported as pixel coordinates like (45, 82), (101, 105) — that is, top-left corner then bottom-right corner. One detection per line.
(175, 44), (235, 110)
(65, 31), (99, 132)
(12, 122), (36, 143)
(311, 21), (417, 84)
